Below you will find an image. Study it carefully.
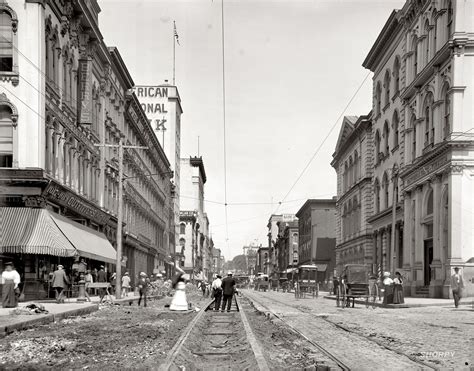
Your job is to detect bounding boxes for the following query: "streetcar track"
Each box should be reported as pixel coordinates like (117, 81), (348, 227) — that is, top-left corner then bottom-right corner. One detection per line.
(244, 291), (437, 370)
(158, 296), (270, 370)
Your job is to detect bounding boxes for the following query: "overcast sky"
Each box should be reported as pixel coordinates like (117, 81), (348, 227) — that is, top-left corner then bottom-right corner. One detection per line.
(99, 0), (405, 261)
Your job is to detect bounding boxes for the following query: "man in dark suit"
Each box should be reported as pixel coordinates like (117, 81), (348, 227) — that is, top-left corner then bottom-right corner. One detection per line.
(97, 265), (107, 303)
(221, 271), (236, 312)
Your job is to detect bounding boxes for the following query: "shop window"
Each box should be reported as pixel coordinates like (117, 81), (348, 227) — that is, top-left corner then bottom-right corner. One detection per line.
(180, 223), (186, 234)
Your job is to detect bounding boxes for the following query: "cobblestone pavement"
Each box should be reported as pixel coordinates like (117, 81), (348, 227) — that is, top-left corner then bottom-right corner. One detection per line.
(243, 290), (474, 370)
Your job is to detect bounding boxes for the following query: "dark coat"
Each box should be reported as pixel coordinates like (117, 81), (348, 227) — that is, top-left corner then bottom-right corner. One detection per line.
(221, 276), (236, 296)
(52, 269), (70, 289)
(97, 270), (107, 283)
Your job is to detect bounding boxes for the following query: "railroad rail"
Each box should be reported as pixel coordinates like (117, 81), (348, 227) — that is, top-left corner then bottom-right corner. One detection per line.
(243, 291), (437, 371)
(158, 296), (270, 371)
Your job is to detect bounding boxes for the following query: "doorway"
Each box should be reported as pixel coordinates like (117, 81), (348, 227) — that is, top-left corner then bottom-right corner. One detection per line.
(423, 239), (433, 286)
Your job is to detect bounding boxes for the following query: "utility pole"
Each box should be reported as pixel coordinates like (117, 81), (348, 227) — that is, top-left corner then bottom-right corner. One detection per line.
(95, 142), (148, 299)
(390, 167), (399, 275)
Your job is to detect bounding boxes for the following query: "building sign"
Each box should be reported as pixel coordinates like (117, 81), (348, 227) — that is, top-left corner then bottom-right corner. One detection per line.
(180, 210), (197, 219)
(43, 181), (110, 225)
(135, 86), (170, 145)
(78, 59), (92, 125)
(282, 214), (296, 222)
(404, 154), (449, 186)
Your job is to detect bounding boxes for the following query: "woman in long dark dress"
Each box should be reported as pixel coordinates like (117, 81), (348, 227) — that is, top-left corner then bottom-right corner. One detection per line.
(393, 271), (405, 304)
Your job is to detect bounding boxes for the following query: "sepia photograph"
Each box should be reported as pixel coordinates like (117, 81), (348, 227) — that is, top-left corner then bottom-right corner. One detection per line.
(0, 0), (473, 369)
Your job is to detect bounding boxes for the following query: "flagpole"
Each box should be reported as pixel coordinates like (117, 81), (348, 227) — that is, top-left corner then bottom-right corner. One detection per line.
(173, 20), (176, 85)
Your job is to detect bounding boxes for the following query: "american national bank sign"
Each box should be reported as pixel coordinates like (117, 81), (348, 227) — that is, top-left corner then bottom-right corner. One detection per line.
(134, 86), (172, 154)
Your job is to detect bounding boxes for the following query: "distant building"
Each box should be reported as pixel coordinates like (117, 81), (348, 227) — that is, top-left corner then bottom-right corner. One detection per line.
(243, 245), (259, 276)
(267, 214), (297, 280)
(255, 246), (269, 275)
(179, 156), (210, 278)
(296, 199), (337, 282)
(332, 115), (374, 273)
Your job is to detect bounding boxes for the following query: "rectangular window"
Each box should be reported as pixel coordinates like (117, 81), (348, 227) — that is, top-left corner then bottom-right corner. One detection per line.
(0, 12), (13, 72)
(0, 153), (12, 167)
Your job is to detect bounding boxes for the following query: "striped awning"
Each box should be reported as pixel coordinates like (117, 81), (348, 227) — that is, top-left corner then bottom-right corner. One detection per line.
(0, 207), (77, 257)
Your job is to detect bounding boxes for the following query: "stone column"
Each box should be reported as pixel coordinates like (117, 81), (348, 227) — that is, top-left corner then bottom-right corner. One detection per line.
(414, 185), (424, 288)
(57, 135), (65, 184)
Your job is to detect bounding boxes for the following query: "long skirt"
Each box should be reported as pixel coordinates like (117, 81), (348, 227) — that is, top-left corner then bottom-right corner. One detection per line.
(2, 281), (18, 308)
(383, 285), (394, 306)
(393, 284), (405, 304)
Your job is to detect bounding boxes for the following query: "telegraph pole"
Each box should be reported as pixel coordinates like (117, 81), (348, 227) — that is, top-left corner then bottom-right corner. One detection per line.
(95, 142), (148, 299)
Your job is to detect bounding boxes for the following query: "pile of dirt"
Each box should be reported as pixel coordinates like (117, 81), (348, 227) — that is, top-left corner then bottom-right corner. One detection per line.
(0, 291), (210, 369)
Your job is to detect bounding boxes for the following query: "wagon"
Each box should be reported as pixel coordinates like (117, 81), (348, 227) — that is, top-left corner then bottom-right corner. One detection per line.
(294, 264), (319, 299)
(336, 264), (379, 309)
(254, 274), (270, 291)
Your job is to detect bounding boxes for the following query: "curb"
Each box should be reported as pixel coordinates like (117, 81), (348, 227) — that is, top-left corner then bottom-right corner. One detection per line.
(323, 295), (467, 308)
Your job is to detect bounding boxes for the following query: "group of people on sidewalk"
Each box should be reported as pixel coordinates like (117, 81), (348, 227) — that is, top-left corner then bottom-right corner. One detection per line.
(210, 272), (236, 312)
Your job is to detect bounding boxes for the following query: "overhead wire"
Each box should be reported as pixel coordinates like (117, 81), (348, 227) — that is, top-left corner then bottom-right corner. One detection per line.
(272, 71), (372, 215)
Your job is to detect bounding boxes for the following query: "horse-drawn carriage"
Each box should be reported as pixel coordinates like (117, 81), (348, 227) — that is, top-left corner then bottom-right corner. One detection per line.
(294, 265), (319, 299)
(254, 273), (270, 291)
(336, 264), (378, 308)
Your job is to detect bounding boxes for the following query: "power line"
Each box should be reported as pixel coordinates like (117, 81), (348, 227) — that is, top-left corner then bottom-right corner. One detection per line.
(273, 71), (372, 215)
(221, 0), (229, 248)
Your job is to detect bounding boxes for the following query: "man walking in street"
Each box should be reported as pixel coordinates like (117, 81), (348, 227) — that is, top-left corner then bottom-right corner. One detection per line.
(221, 271), (236, 312)
(451, 267), (465, 308)
(211, 274), (223, 311)
(97, 265), (107, 303)
(138, 272), (149, 307)
(52, 265), (69, 304)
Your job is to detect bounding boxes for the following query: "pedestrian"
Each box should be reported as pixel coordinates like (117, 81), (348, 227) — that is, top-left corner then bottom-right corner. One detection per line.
(451, 267), (465, 308)
(170, 272), (189, 311)
(333, 276), (339, 295)
(1, 262), (21, 308)
(110, 272), (117, 296)
(122, 272), (131, 297)
(138, 272), (148, 307)
(84, 270), (93, 302)
(52, 264), (70, 304)
(211, 275), (223, 311)
(382, 271), (394, 306)
(221, 271), (236, 312)
(392, 271), (404, 304)
(97, 265), (107, 303)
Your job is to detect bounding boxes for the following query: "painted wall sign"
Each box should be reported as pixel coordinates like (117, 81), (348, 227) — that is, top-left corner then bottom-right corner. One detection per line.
(43, 181), (110, 225)
(404, 154), (449, 185)
(78, 59), (92, 125)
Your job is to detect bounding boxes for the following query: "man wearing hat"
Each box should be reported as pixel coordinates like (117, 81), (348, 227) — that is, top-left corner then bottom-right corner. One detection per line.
(221, 271), (236, 312)
(1, 262), (21, 308)
(382, 272), (394, 306)
(137, 272), (149, 307)
(96, 265), (107, 303)
(121, 272), (131, 297)
(451, 267), (465, 308)
(52, 264), (70, 304)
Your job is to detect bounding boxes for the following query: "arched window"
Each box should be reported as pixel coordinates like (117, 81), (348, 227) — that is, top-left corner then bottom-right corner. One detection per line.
(0, 10), (13, 72)
(392, 110), (399, 148)
(384, 70), (391, 107)
(423, 92), (434, 147)
(354, 151), (359, 182)
(443, 84), (451, 138)
(180, 223), (186, 234)
(447, 0), (453, 38)
(411, 114), (417, 161)
(424, 20), (431, 66)
(412, 36), (418, 78)
(382, 172), (390, 209)
(0, 104), (13, 167)
(426, 189), (434, 216)
(348, 156), (353, 187)
(344, 161), (348, 191)
(374, 178), (380, 213)
(393, 57), (400, 94)
(383, 120), (390, 155)
(375, 130), (381, 164)
(375, 82), (382, 115)
(431, 10), (438, 53)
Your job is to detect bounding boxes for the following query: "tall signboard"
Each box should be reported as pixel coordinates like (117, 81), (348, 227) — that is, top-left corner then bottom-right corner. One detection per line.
(134, 84), (182, 267)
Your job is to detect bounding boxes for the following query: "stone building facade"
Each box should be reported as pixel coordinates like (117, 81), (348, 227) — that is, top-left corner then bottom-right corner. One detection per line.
(0, 0), (173, 298)
(332, 115), (374, 273)
(353, 0), (474, 298)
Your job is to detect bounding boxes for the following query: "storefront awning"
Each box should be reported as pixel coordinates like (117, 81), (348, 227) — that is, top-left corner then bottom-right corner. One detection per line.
(49, 212), (117, 264)
(0, 207), (77, 257)
(314, 264), (328, 272)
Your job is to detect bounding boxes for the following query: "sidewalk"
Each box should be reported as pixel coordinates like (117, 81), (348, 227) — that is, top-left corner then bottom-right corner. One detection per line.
(0, 293), (157, 338)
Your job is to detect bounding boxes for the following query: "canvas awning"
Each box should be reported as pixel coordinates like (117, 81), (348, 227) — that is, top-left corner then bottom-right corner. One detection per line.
(0, 207), (77, 257)
(49, 212), (117, 264)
